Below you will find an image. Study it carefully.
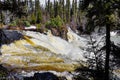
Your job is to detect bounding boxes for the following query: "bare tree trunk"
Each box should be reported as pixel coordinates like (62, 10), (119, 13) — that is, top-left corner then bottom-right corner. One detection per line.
(104, 22), (111, 80)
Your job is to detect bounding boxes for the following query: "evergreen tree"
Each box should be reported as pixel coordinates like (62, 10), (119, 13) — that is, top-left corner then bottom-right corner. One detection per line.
(74, 0), (77, 24)
(48, 0), (50, 13)
(66, 0), (70, 23)
(62, 0), (66, 23)
(71, 0), (75, 20)
(49, 2), (54, 18)
(71, 0), (78, 24)
(82, 0), (120, 80)
(29, 0), (34, 13)
(35, 0), (38, 16)
(45, 0), (51, 20)
(35, 0), (42, 23)
(36, 8), (42, 23)
(78, 0), (83, 25)
(0, 0), (27, 22)
(54, 0), (58, 17)
(30, 13), (36, 24)
(58, 0), (62, 18)
(60, 0), (64, 21)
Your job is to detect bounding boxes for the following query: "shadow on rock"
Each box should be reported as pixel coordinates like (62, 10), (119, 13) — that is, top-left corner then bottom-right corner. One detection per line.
(24, 72), (59, 80)
(0, 29), (23, 46)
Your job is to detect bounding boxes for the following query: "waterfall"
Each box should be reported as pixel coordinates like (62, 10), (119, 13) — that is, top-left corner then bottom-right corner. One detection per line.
(0, 29), (120, 79)
(0, 30), (89, 75)
(67, 27), (89, 49)
(24, 31), (87, 61)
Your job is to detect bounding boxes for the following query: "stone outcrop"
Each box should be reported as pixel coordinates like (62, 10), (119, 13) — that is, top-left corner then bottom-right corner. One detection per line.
(0, 29), (23, 45)
(24, 72), (59, 80)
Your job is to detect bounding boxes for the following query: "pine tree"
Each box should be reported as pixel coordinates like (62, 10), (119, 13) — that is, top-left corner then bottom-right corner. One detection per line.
(74, 0), (77, 24)
(36, 8), (42, 23)
(73, 0), (75, 14)
(29, 0), (34, 13)
(45, 0), (48, 17)
(49, 2), (54, 18)
(35, 0), (42, 23)
(72, 0), (75, 20)
(30, 13), (36, 24)
(62, 0), (66, 23)
(35, 0), (38, 16)
(60, 0), (64, 21)
(48, 0), (50, 13)
(71, 0), (78, 24)
(54, 0), (58, 17)
(66, 0), (70, 23)
(78, 0), (84, 25)
(58, 0), (62, 18)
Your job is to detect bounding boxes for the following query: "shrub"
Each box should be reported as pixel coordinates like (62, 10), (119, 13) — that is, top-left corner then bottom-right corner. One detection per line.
(36, 9), (42, 24)
(23, 21), (30, 27)
(9, 21), (17, 27)
(30, 13), (36, 24)
(9, 19), (31, 27)
(45, 15), (63, 28)
(36, 23), (42, 29)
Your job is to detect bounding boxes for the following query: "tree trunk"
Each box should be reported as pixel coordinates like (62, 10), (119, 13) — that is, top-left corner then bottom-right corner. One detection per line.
(104, 22), (110, 80)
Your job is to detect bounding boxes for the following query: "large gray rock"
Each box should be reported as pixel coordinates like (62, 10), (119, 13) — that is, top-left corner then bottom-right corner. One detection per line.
(24, 72), (59, 80)
(0, 29), (23, 46)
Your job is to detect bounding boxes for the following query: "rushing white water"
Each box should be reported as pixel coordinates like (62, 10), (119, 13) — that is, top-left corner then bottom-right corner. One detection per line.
(0, 28), (90, 76)
(0, 28), (120, 79)
(110, 31), (120, 46)
(67, 27), (89, 49)
(24, 30), (87, 61)
(24, 25), (36, 30)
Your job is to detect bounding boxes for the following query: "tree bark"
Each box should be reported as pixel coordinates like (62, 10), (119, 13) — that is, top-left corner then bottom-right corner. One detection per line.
(104, 22), (111, 80)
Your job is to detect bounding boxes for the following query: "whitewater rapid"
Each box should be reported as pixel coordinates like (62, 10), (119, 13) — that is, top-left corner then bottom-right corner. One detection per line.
(0, 28), (120, 79)
(24, 30), (87, 61)
(0, 28), (90, 75)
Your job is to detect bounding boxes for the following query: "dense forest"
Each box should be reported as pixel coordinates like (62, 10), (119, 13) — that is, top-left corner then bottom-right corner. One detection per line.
(0, 0), (120, 80)
(0, 0), (120, 33)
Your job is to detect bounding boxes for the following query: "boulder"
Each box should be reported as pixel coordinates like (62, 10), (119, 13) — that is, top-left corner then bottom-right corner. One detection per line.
(24, 72), (59, 80)
(0, 29), (23, 45)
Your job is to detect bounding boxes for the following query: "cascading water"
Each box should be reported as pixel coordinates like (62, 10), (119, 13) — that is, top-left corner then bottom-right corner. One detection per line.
(23, 30), (87, 61)
(0, 28), (119, 80)
(0, 28), (90, 79)
(67, 27), (89, 49)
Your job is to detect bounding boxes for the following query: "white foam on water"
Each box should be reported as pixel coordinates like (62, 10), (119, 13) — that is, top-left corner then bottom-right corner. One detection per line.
(24, 30), (87, 61)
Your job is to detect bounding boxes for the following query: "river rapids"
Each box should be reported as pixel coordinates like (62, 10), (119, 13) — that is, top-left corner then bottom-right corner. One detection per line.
(0, 28), (120, 80)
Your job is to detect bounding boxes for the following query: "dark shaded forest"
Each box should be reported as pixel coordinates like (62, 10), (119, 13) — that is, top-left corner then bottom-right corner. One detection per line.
(0, 0), (119, 32)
